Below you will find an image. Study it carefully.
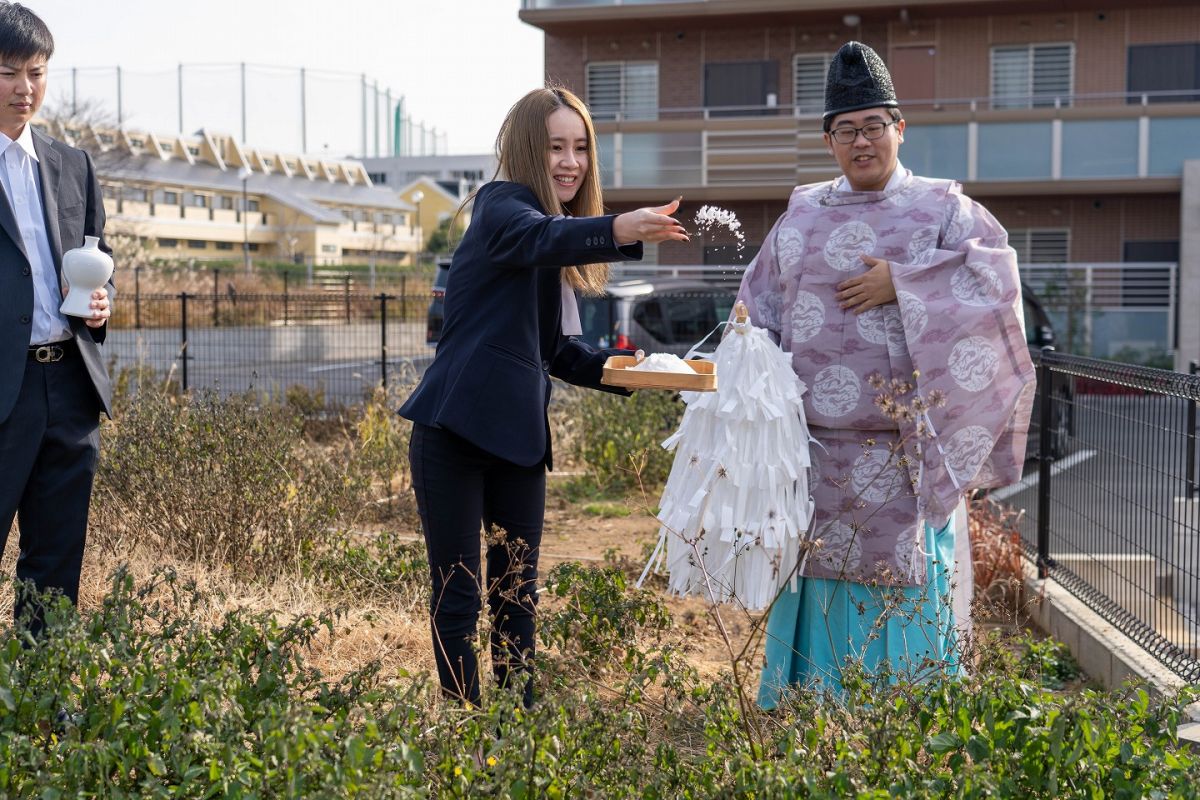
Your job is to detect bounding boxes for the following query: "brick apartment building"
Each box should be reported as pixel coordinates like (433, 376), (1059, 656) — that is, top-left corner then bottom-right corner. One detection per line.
(519, 0), (1200, 369)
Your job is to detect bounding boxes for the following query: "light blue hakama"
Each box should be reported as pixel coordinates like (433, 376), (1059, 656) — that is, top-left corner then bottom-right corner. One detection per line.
(757, 516), (965, 709)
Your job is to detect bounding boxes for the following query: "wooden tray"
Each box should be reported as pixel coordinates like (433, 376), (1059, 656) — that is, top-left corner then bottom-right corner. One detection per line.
(601, 355), (717, 392)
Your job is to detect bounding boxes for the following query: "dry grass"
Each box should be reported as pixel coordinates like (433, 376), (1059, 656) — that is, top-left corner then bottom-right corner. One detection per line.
(0, 529), (434, 689)
(115, 264), (286, 297)
(0, 455), (1031, 700)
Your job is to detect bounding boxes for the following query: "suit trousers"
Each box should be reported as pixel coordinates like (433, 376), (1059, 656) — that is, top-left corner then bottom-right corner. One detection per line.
(0, 346), (101, 635)
(409, 422), (545, 707)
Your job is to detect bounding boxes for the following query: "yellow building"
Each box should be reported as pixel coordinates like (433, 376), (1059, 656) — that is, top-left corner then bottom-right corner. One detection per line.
(35, 121), (421, 267)
(396, 177), (465, 253)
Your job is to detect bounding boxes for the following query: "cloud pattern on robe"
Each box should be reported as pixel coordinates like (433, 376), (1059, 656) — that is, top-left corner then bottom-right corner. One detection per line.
(738, 172), (1034, 586)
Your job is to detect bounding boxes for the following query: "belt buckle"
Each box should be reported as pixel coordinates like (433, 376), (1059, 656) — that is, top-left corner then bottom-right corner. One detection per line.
(34, 345), (62, 363)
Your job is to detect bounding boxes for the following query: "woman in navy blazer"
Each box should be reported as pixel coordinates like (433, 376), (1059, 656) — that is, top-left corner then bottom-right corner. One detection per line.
(399, 87), (688, 706)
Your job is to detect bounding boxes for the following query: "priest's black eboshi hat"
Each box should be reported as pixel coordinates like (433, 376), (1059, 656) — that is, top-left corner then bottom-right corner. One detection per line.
(822, 41), (898, 131)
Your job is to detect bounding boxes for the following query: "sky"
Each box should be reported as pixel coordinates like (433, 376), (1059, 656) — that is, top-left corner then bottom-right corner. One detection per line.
(30, 0), (545, 156)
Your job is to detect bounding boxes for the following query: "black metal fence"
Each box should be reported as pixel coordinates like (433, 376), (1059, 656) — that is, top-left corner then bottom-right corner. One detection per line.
(106, 291), (435, 407)
(1004, 348), (1200, 682)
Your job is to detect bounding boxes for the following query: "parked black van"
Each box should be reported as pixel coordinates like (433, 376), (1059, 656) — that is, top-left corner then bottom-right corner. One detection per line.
(425, 258), (452, 345)
(1023, 282), (1075, 460)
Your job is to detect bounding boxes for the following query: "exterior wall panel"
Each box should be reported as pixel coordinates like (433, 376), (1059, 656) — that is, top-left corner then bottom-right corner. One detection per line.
(1075, 12), (1126, 96)
(936, 18), (989, 100)
(660, 29), (703, 109)
(545, 34), (586, 92)
(1127, 6), (1200, 44)
(983, 195), (1181, 263)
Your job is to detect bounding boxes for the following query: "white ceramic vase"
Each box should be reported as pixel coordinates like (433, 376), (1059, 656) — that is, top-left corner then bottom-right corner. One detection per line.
(59, 236), (113, 318)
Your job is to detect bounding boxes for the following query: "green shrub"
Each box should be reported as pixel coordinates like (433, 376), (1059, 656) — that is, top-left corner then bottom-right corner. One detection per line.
(0, 571), (428, 798)
(29, 385), (1200, 797)
(573, 389), (684, 494)
(0, 572), (1197, 798)
(540, 562), (672, 673)
(310, 530), (428, 605)
(582, 501), (633, 518)
(1019, 636), (1083, 689)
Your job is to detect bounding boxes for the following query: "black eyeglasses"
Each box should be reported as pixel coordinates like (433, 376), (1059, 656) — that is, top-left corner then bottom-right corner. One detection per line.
(829, 120), (899, 145)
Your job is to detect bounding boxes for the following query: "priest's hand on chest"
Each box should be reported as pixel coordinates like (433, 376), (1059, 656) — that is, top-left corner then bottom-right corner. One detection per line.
(836, 254), (896, 314)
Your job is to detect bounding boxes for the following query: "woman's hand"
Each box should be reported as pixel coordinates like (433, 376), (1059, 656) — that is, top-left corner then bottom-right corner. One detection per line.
(85, 287), (111, 328)
(836, 254), (895, 314)
(613, 197), (690, 245)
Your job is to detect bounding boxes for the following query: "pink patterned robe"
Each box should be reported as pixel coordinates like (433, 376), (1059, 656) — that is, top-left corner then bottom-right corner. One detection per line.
(737, 170), (1035, 588)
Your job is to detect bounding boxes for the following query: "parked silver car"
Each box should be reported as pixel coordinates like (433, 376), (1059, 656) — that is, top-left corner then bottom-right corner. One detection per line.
(577, 278), (738, 356)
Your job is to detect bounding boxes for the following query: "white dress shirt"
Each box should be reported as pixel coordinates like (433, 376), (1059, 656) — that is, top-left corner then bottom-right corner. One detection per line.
(0, 124), (69, 345)
(560, 279), (582, 336)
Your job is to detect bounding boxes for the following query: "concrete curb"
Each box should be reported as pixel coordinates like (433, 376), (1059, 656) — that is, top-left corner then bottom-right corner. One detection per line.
(1021, 559), (1200, 747)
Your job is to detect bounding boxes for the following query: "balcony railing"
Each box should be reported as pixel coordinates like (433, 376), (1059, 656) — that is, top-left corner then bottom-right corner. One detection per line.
(593, 90), (1200, 191)
(1021, 263), (1178, 363)
(596, 89), (1200, 122)
(522, 0), (696, 7)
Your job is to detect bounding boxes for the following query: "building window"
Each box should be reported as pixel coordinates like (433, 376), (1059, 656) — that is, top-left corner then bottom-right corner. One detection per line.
(587, 61), (658, 121)
(991, 43), (1073, 109)
(247, 199), (260, 212)
(220, 196), (234, 210)
(129, 137), (144, 148)
(98, 133), (114, 145)
(163, 191), (179, 204)
(794, 53), (833, 115)
(187, 145), (201, 156)
(1009, 228), (1070, 264)
(1127, 43), (1200, 103)
(248, 243), (260, 252)
(187, 240), (207, 249)
(191, 194), (208, 208)
(321, 244), (338, 254)
(157, 238), (179, 248)
(977, 122), (1053, 180)
(159, 141), (173, 153)
(367, 171), (387, 184)
(215, 241), (235, 251)
(704, 61), (779, 116)
(123, 186), (147, 202)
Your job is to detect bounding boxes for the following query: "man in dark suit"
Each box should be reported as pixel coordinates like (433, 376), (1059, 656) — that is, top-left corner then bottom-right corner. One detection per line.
(0, 4), (112, 634)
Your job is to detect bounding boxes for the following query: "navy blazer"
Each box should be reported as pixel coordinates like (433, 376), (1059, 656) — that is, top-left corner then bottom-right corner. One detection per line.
(0, 128), (112, 425)
(399, 180), (640, 468)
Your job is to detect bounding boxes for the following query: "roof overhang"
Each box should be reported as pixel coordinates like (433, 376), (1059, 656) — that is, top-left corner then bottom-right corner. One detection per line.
(521, 0), (1197, 33)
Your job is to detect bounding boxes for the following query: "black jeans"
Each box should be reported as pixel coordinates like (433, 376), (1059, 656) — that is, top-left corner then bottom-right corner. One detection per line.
(409, 422), (545, 706)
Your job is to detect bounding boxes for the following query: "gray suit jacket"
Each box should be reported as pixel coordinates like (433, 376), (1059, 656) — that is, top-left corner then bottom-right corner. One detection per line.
(0, 127), (113, 425)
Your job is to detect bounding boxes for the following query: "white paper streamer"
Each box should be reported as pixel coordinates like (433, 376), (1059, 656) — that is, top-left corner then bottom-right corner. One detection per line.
(640, 316), (815, 611)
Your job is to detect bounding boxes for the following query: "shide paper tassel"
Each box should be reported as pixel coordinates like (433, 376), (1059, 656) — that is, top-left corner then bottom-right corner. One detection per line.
(642, 309), (815, 611)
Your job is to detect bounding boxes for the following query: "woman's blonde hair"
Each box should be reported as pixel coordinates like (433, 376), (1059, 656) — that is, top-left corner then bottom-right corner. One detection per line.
(458, 86), (610, 295)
